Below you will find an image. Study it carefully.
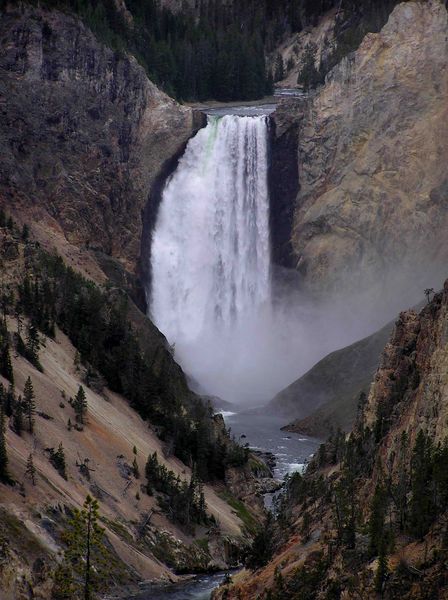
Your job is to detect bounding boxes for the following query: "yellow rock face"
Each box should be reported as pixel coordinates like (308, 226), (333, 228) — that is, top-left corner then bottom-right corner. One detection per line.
(291, 0), (448, 296)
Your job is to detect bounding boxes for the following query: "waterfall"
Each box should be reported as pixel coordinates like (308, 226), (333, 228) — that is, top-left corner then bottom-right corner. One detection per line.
(150, 114), (272, 404)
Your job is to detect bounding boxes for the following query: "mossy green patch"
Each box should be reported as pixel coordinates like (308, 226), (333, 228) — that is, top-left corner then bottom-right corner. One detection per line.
(219, 492), (259, 535)
(194, 537), (210, 552)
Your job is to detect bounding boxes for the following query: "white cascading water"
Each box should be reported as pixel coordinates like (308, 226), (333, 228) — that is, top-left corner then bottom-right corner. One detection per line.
(149, 113), (417, 407)
(150, 114), (273, 404)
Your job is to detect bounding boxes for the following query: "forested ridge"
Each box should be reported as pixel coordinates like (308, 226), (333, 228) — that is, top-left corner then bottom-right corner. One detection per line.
(16, 0), (403, 101)
(220, 284), (448, 599)
(0, 213), (248, 484)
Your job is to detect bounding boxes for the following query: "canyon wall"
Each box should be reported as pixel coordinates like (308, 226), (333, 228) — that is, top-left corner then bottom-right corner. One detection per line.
(0, 3), (200, 285)
(272, 0), (448, 297)
(215, 277), (448, 598)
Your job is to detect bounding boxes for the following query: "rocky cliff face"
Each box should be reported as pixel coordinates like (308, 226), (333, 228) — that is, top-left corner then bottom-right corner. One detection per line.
(0, 3), (200, 287)
(215, 278), (448, 599)
(362, 285), (448, 452)
(272, 0), (448, 297)
(268, 100), (301, 267)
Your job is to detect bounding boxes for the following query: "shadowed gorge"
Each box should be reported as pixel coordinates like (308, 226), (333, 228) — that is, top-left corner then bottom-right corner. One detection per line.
(1, 0), (448, 599)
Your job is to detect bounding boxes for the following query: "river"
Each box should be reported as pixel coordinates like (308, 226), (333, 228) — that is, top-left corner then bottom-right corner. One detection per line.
(131, 411), (320, 600)
(143, 100), (320, 599)
(222, 411), (319, 480)
(129, 572), (230, 600)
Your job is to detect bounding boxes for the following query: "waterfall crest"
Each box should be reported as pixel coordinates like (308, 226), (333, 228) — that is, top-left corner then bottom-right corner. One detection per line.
(150, 115), (272, 403)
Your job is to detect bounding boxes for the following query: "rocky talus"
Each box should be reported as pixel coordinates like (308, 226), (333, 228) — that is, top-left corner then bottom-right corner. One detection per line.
(0, 3), (200, 284)
(272, 0), (448, 296)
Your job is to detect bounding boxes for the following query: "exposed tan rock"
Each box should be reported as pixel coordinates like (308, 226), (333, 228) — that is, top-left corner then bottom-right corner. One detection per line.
(363, 281), (448, 455)
(214, 277), (448, 598)
(0, 231), (249, 597)
(279, 0), (448, 295)
(216, 276), (448, 599)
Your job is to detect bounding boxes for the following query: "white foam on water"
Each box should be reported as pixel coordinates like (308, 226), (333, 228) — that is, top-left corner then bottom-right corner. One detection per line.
(150, 115), (273, 405)
(286, 463), (306, 474)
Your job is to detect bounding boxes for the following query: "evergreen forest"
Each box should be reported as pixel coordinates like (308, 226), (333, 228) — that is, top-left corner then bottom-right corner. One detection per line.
(21, 0), (403, 101)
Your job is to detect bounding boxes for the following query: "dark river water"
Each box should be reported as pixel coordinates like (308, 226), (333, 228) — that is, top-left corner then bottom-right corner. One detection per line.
(223, 411), (320, 480)
(131, 410), (320, 600)
(129, 572), (230, 600)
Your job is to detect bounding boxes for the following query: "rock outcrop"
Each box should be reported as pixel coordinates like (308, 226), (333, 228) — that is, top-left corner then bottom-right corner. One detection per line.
(272, 0), (448, 296)
(214, 278), (448, 599)
(0, 3), (200, 286)
(269, 99), (301, 267)
(267, 320), (393, 437)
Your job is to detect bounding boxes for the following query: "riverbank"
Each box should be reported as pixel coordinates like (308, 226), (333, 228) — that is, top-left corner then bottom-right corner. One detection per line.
(184, 87), (306, 112)
(108, 412), (320, 599)
(184, 95), (277, 110)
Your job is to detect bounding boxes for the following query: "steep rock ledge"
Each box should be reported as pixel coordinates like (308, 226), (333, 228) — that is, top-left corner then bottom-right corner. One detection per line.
(268, 100), (301, 268)
(272, 0), (448, 295)
(0, 3), (200, 288)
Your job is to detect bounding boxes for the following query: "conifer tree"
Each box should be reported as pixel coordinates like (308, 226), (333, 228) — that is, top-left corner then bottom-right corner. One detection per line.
(145, 451), (158, 496)
(274, 52), (284, 82)
(3, 383), (14, 417)
(246, 513), (274, 571)
(300, 511), (312, 542)
(375, 540), (389, 595)
(23, 376), (36, 433)
(16, 330), (27, 359)
(368, 483), (387, 556)
(26, 321), (42, 370)
(13, 395), (24, 435)
(198, 480), (207, 520)
(15, 303), (23, 336)
(25, 452), (37, 485)
(132, 456), (140, 479)
(0, 403), (10, 483)
(50, 443), (67, 480)
(52, 560), (76, 600)
(74, 385), (87, 425)
(21, 224), (29, 242)
(0, 340), (14, 384)
(61, 495), (110, 599)
(297, 42), (321, 90)
(409, 430), (434, 539)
